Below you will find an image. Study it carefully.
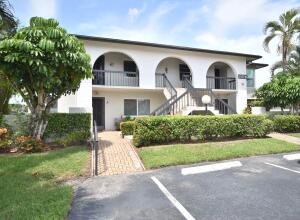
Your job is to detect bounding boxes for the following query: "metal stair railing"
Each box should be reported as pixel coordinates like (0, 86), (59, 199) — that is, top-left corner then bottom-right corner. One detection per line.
(151, 74), (177, 115)
(152, 75), (237, 116)
(211, 94), (237, 114)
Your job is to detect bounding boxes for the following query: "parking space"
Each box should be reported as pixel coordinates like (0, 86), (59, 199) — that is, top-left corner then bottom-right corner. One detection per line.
(69, 152), (300, 220)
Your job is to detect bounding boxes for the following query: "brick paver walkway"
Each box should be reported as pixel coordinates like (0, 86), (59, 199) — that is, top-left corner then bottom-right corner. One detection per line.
(268, 132), (300, 145)
(98, 131), (145, 176)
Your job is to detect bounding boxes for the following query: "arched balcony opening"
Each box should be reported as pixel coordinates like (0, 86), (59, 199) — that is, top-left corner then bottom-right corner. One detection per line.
(206, 62), (236, 90)
(92, 52), (139, 87)
(155, 57), (192, 88)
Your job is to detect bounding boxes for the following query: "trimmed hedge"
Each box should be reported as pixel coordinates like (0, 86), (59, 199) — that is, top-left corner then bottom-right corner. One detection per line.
(58, 130), (91, 147)
(133, 115), (273, 147)
(272, 115), (300, 132)
(44, 113), (91, 138)
(120, 121), (135, 137)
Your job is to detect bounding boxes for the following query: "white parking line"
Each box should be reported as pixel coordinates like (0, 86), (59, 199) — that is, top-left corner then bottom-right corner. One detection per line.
(151, 176), (195, 220)
(264, 162), (300, 174)
(181, 161), (242, 176)
(283, 153), (300, 161)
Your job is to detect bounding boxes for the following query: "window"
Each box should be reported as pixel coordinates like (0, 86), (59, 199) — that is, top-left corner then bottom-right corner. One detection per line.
(246, 68), (255, 87)
(179, 64), (191, 81)
(124, 99), (150, 116)
(124, 61), (137, 77)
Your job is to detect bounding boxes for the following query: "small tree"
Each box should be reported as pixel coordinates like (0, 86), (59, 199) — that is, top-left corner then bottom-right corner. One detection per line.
(0, 17), (92, 139)
(256, 72), (300, 113)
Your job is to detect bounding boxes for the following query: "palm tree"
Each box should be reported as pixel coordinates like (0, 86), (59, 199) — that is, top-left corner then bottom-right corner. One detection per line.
(271, 46), (300, 75)
(263, 8), (300, 76)
(0, 0), (17, 114)
(0, 0), (17, 39)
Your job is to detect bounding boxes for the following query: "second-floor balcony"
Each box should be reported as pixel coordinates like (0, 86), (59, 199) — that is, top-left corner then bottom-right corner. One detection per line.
(206, 76), (236, 90)
(92, 70), (139, 87)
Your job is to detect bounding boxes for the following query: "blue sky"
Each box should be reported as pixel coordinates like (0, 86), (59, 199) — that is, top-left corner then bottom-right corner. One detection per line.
(9, 0), (300, 86)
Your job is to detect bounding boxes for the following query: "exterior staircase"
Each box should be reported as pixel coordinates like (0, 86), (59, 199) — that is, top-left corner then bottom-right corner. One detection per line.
(151, 75), (237, 116)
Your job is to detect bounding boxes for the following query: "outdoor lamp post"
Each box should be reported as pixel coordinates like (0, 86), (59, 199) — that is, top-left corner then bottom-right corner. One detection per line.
(202, 95), (211, 115)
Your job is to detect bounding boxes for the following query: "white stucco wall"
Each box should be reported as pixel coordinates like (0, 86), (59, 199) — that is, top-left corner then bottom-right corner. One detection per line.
(92, 89), (166, 130)
(57, 38), (253, 126)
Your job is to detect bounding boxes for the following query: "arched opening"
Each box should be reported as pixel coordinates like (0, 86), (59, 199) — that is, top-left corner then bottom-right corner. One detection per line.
(155, 57), (192, 88)
(92, 52), (139, 87)
(206, 62), (237, 114)
(206, 62), (236, 90)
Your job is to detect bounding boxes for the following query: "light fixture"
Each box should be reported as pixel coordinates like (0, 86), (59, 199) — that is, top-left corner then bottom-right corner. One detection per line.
(202, 95), (211, 114)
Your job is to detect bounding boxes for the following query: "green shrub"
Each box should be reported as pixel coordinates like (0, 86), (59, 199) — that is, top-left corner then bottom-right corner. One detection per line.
(58, 130), (90, 147)
(120, 121), (135, 137)
(15, 136), (45, 153)
(133, 115), (273, 147)
(44, 113), (91, 138)
(272, 115), (300, 132)
(115, 116), (135, 131)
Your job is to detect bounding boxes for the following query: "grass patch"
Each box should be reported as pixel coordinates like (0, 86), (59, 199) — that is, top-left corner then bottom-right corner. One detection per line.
(138, 138), (300, 169)
(287, 133), (300, 138)
(0, 146), (89, 220)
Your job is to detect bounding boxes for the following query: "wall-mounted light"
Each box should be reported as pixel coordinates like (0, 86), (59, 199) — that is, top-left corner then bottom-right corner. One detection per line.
(165, 67), (168, 73)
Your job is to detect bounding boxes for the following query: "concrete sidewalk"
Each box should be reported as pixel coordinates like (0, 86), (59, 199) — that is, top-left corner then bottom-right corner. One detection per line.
(268, 132), (300, 145)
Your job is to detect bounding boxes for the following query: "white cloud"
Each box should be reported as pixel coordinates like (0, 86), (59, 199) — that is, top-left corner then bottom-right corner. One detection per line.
(79, 1), (178, 44)
(171, 6), (209, 33)
(128, 8), (142, 21)
(29, 0), (57, 18)
(194, 0), (299, 87)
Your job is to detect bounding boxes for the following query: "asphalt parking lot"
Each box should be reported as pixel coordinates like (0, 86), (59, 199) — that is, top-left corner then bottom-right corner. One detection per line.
(69, 152), (300, 220)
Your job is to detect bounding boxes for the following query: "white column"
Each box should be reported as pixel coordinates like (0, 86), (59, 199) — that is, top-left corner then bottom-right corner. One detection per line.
(74, 78), (93, 113)
(236, 77), (247, 114)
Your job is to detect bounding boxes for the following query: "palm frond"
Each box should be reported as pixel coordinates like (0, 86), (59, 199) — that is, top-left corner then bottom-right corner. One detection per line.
(279, 8), (299, 26)
(0, 0), (18, 38)
(270, 60), (284, 75)
(263, 21), (283, 34)
(263, 33), (276, 52)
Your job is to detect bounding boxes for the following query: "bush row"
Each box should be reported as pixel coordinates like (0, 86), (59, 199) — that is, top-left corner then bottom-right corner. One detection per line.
(133, 115), (273, 147)
(272, 115), (300, 132)
(44, 113), (91, 138)
(120, 121), (135, 137)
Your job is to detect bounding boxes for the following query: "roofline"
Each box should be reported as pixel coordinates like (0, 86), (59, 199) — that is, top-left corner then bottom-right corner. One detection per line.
(247, 62), (268, 70)
(74, 34), (262, 61)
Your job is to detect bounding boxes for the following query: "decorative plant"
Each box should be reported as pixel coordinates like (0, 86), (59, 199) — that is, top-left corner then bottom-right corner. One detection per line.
(0, 17), (92, 139)
(15, 135), (45, 152)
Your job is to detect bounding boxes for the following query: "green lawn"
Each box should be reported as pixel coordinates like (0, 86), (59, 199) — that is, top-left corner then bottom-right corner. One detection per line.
(0, 146), (89, 220)
(287, 133), (300, 138)
(138, 138), (300, 169)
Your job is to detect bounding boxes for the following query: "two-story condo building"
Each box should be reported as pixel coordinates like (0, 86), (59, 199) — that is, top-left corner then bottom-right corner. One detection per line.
(56, 35), (267, 130)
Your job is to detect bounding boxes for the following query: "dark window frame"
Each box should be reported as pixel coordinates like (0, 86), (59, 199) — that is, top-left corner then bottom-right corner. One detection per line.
(179, 64), (191, 81)
(124, 60), (137, 77)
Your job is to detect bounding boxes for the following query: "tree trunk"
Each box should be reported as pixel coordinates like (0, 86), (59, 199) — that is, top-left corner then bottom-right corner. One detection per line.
(29, 89), (49, 140)
(30, 109), (49, 140)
